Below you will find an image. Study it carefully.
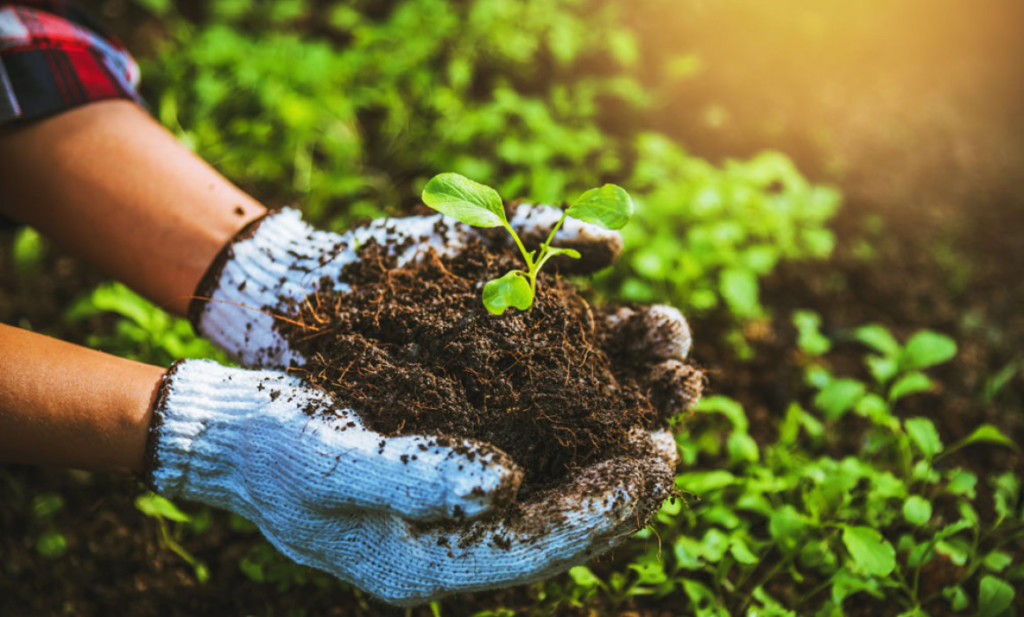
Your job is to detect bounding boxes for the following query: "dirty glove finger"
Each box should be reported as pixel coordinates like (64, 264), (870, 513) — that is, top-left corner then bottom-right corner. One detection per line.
(599, 304), (702, 421)
(312, 453), (675, 606)
(601, 304), (693, 362)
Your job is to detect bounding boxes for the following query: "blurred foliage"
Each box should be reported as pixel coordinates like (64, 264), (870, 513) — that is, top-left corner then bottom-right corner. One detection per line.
(135, 0), (838, 322)
(571, 321), (1022, 616)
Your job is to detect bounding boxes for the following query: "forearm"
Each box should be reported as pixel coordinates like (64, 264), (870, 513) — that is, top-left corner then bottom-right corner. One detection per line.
(0, 100), (266, 316)
(0, 323), (165, 474)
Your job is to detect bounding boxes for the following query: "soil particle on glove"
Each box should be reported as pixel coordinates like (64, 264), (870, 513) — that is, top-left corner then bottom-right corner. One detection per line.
(275, 239), (702, 493)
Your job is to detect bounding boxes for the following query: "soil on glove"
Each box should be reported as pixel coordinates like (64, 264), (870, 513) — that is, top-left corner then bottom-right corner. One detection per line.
(274, 235), (703, 493)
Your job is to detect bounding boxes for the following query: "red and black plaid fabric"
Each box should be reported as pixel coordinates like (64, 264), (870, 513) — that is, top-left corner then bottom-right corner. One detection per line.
(0, 1), (142, 125)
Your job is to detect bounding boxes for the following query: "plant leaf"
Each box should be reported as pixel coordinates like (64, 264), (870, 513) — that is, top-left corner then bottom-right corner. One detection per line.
(854, 324), (901, 357)
(135, 493), (192, 523)
(902, 330), (957, 370)
(943, 585), (969, 612)
(566, 183), (633, 230)
(903, 495), (933, 526)
(957, 424), (1018, 450)
(978, 575), (1014, 617)
(814, 378), (866, 420)
(905, 417), (944, 458)
(568, 565), (602, 588)
(544, 246), (581, 259)
(421, 173), (507, 228)
(842, 525), (896, 576)
(889, 371), (933, 402)
(482, 272), (533, 315)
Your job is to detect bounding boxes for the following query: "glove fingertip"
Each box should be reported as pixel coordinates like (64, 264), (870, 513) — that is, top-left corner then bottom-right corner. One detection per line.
(440, 440), (524, 519)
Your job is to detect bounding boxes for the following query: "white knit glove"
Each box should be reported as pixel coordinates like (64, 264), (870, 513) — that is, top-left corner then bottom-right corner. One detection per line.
(147, 360), (686, 606)
(189, 206), (621, 367)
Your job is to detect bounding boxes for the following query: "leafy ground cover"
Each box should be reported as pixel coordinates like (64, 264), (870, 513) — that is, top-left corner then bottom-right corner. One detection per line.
(1, 0), (1022, 615)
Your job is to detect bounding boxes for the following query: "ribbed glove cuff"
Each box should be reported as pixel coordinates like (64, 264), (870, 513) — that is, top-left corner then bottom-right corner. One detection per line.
(147, 360), (272, 499)
(189, 208), (348, 365)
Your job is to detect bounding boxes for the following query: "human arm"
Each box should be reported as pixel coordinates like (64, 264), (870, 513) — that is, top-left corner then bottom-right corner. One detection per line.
(0, 322), (163, 473)
(0, 99), (266, 315)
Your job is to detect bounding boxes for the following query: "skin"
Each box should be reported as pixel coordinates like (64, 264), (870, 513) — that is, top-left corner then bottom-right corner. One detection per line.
(0, 100), (265, 315)
(0, 323), (164, 474)
(0, 100), (266, 471)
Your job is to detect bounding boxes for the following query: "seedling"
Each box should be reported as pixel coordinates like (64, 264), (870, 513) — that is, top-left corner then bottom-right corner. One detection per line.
(421, 173), (633, 315)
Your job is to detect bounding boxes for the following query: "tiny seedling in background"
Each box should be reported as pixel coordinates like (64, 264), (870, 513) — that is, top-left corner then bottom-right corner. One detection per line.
(421, 172), (633, 315)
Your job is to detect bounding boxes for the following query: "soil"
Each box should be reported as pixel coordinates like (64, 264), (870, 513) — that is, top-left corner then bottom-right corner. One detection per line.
(276, 237), (702, 493)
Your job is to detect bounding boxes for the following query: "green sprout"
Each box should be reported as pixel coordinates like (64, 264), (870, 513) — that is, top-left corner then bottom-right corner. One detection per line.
(421, 173), (633, 315)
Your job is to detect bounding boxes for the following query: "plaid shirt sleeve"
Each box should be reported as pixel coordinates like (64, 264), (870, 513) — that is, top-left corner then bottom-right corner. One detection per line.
(0, 1), (142, 125)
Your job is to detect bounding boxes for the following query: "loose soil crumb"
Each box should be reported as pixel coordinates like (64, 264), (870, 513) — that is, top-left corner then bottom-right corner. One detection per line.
(275, 238), (702, 494)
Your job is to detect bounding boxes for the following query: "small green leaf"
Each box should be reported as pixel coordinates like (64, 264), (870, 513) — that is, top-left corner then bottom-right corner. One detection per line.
(943, 585), (969, 612)
(729, 536), (759, 564)
(727, 431), (759, 464)
(842, 526), (896, 576)
(673, 535), (703, 570)
(135, 493), (192, 523)
(946, 470), (977, 498)
(814, 378), (866, 420)
(12, 226), (45, 270)
(903, 495), (933, 526)
(36, 531), (67, 558)
(831, 569), (884, 604)
(629, 559), (668, 585)
(32, 494), (64, 519)
(902, 331), (957, 370)
(936, 538), (970, 566)
(793, 310), (831, 356)
(978, 575), (1014, 617)
(422, 173), (507, 228)
(696, 395), (748, 430)
(568, 565), (602, 588)
(854, 324), (901, 357)
(193, 562), (210, 584)
(992, 472), (1020, 520)
(482, 272), (533, 315)
(769, 505), (808, 553)
(983, 550), (1013, 573)
(565, 183), (633, 230)
(867, 355), (900, 384)
(957, 424), (1017, 450)
(905, 418), (944, 458)
(719, 267), (761, 318)
(544, 247), (581, 260)
(889, 372), (933, 402)
(239, 555), (265, 582)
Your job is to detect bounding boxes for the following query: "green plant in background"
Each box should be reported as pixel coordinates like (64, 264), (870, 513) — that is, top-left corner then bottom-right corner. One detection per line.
(606, 136), (840, 322)
(132, 0), (837, 326)
(135, 493), (211, 583)
(421, 172), (632, 314)
(555, 317), (1020, 616)
(64, 282), (228, 366)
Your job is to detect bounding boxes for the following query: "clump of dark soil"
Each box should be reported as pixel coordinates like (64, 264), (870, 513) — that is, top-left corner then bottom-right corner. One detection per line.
(275, 239), (702, 492)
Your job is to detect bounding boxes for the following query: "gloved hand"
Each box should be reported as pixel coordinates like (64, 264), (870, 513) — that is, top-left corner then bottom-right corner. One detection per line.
(147, 352), (691, 606)
(181, 205), (700, 605)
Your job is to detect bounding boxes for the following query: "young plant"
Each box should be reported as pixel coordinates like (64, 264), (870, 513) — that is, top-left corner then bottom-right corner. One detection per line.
(421, 172), (633, 315)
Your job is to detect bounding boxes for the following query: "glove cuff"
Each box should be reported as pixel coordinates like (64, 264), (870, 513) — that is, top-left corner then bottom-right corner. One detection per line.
(147, 360), (280, 502)
(189, 208), (345, 365)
